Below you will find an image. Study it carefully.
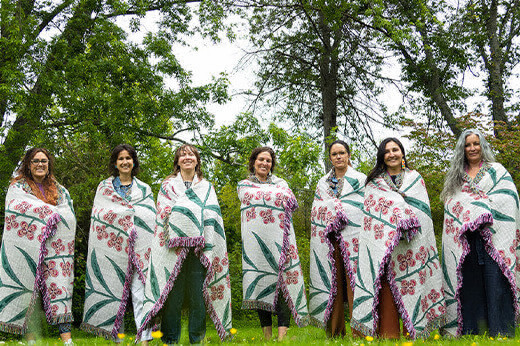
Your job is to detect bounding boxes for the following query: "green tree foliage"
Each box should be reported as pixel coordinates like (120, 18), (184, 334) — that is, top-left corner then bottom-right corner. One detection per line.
(359, 0), (520, 137)
(235, 0), (390, 157)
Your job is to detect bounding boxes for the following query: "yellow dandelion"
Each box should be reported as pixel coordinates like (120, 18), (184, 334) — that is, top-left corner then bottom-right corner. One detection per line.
(360, 343), (365, 346)
(490, 337), (494, 340)
(434, 334), (440, 340)
(117, 333), (126, 340)
(230, 328), (237, 335)
(402, 342), (414, 346)
(252, 337), (255, 340)
(471, 343), (477, 346)
(151, 330), (164, 339)
(365, 336), (374, 342)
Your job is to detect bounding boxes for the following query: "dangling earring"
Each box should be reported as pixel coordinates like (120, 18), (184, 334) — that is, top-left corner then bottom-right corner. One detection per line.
(401, 159), (406, 169)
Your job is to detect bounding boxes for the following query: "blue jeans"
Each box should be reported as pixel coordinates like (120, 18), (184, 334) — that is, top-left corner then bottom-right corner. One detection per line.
(161, 250), (206, 344)
(460, 231), (515, 337)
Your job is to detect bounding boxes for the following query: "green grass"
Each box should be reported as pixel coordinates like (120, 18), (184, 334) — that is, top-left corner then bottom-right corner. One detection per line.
(2, 324), (520, 345)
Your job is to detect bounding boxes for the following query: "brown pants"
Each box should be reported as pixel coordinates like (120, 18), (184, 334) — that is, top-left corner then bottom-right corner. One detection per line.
(376, 277), (408, 338)
(326, 241), (354, 337)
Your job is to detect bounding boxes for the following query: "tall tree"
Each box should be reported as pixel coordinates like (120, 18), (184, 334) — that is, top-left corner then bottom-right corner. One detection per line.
(236, 0), (390, 161)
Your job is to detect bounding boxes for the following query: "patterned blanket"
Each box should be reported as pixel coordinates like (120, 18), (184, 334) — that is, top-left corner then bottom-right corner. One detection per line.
(441, 162), (520, 336)
(137, 175), (231, 341)
(81, 177), (156, 339)
(351, 169), (445, 339)
(0, 179), (76, 334)
(238, 176), (308, 326)
(309, 168), (366, 328)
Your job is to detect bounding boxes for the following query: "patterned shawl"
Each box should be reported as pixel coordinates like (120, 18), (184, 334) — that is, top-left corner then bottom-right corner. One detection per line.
(309, 168), (366, 328)
(351, 169), (445, 339)
(0, 178), (76, 334)
(238, 175), (308, 326)
(441, 162), (520, 336)
(81, 177), (156, 340)
(137, 175), (231, 341)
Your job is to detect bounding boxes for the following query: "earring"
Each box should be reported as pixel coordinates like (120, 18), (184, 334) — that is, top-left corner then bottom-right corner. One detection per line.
(401, 159), (406, 169)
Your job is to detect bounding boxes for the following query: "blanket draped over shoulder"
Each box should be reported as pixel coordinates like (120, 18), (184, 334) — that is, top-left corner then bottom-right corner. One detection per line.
(238, 176), (309, 326)
(0, 179), (76, 334)
(309, 168), (366, 328)
(351, 169), (445, 339)
(81, 177), (156, 340)
(137, 175), (231, 341)
(441, 162), (520, 336)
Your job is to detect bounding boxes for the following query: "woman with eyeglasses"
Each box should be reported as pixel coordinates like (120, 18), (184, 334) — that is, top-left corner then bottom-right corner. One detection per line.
(0, 148), (76, 345)
(81, 144), (155, 344)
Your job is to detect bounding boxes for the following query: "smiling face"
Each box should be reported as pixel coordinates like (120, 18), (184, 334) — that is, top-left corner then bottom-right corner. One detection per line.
(254, 151), (273, 181)
(329, 143), (350, 172)
(115, 150), (134, 176)
(30, 151), (49, 183)
(464, 134), (482, 165)
(178, 148), (198, 174)
(384, 141), (403, 172)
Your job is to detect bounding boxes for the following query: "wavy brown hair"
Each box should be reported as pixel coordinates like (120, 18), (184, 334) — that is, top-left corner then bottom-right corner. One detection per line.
(12, 147), (59, 205)
(248, 147), (276, 174)
(169, 144), (203, 179)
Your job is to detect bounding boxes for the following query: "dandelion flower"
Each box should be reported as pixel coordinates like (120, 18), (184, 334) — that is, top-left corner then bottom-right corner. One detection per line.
(365, 336), (374, 342)
(402, 342), (414, 346)
(490, 337), (494, 340)
(230, 328), (237, 335)
(117, 333), (126, 339)
(434, 334), (440, 340)
(471, 343), (477, 346)
(151, 330), (164, 339)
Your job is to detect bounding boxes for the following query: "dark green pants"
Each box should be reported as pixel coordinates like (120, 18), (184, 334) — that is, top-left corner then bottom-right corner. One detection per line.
(162, 250), (207, 344)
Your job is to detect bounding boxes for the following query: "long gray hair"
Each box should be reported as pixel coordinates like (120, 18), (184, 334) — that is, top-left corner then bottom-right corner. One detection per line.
(441, 129), (495, 201)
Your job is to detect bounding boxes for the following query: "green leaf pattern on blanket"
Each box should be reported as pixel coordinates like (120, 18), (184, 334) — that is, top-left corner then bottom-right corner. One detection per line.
(140, 177), (232, 340)
(82, 177), (156, 336)
(352, 170), (445, 338)
(441, 163), (520, 337)
(239, 177), (308, 326)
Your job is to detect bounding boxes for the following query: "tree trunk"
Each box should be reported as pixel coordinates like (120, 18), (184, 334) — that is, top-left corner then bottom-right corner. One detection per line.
(319, 12), (340, 171)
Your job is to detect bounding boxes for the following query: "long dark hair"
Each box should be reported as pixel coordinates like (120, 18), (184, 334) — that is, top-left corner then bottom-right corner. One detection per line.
(109, 144), (140, 177)
(365, 138), (408, 185)
(12, 147), (58, 205)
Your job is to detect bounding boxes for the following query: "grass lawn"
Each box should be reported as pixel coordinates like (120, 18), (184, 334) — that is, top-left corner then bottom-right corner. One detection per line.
(1, 323), (519, 345)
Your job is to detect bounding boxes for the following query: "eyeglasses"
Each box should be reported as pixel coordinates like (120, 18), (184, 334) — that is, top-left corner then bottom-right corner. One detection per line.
(31, 159), (49, 165)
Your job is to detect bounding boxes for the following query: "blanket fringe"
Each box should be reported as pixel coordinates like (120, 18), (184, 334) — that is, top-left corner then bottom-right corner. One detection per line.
(136, 249), (189, 341)
(81, 322), (115, 340)
(111, 228), (138, 340)
(168, 237), (205, 250)
(397, 217), (421, 242)
(322, 210), (349, 325)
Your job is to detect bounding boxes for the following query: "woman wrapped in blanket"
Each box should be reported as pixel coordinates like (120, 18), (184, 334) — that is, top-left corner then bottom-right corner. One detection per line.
(440, 129), (520, 337)
(81, 144), (155, 344)
(239, 147), (308, 341)
(0, 148), (76, 345)
(309, 140), (366, 337)
(137, 144), (232, 344)
(351, 138), (445, 339)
